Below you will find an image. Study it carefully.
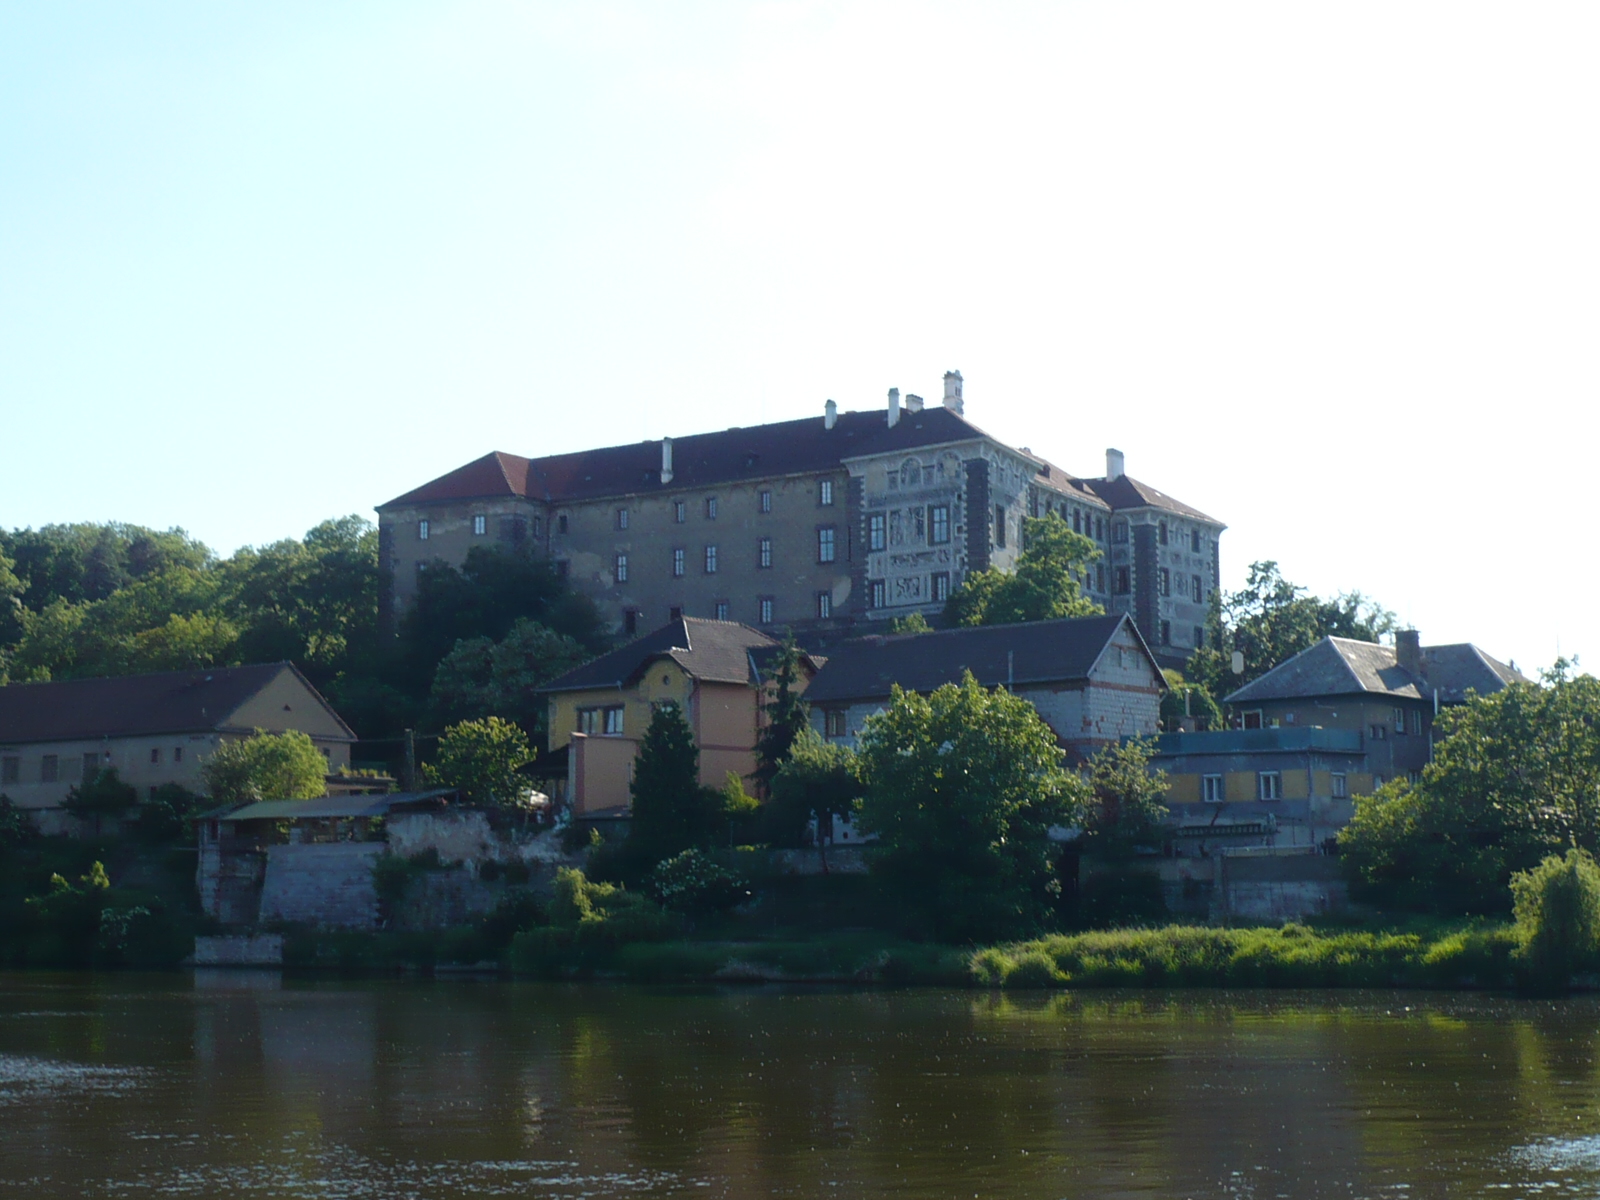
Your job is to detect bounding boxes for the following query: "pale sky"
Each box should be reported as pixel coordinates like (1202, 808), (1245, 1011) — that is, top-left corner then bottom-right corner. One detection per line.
(3, 2), (1596, 675)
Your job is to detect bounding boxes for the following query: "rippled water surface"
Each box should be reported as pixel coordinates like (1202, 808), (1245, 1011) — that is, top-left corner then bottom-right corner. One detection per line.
(4, 974), (1600, 1198)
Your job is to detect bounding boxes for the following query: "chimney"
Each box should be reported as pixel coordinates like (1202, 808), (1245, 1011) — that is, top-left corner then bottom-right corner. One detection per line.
(1396, 629), (1422, 674)
(824, 398), (837, 430)
(905, 393), (924, 413)
(887, 387), (901, 428)
(1105, 448), (1124, 481)
(942, 370), (964, 415)
(660, 437), (674, 485)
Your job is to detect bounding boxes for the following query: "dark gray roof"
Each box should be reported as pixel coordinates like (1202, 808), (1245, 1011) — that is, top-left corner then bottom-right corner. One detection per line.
(0, 662), (355, 745)
(539, 617), (783, 692)
(1224, 637), (1527, 705)
(1085, 475), (1224, 525)
(219, 789), (454, 822)
(803, 614), (1163, 705)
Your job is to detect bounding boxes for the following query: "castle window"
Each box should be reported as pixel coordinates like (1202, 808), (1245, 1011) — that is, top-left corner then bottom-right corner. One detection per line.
(557, 514), (568, 534)
(1193, 575), (1203, 602)
(995, 506), (1007, 549)
(1073, 509), (1082, 533)
(759, 597), (774, 624)
(1113, 521), (1127, 544)
(871, 580), (886, 609)
(759, 537), (772, 569)
(614, 554), (628, 583)
(930, 506), (950, 545)
(616, 508), (629, 531)
(674, 501), (686, 523)
(1159, 568), (1171, 597)
(819, 479), (834, 506)
(705, 545), (718, 574)
(1096, 565), (1106, 592)
(418, 520), (430, 541)
(1115, 567), (1130, 594)
(1194, 625), (1205, 649)
(868, 515), (885, 552)
(473, 515), (487, 536)
(1192, 530), (1203, 553)
(932, 572), (950, 602)
(672, 548), (685, 577)
(818, 528), (836, 563)
(816, 592), (832, 619)
(760, 490), (772, 513)
(705, 497), (718, 519)
(1159, 521), (1169, 545)
(714, 601), (729, 621)
(624, 610), (639, 636)
(1159, 619), (1171, 645)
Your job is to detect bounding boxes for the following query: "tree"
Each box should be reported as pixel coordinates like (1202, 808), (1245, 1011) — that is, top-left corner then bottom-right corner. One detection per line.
(751, 635), (810, 796)
(1080, 738), (1170, 857)
(769, 728), (862, 870)
(63, 767), (138, 834)
(855, 673), (1083, 940)
(421, 717), (535, 810)
(202, 730), (330, 805)
(1159, 669), (1224, 732)
(627, 701), (717, 866)
(1511, 849), (1600, 995)
(944, 512), (1103, 627)
(1339, 662), (1600, 914)
(427, 618), (587, 736)
(888, 612), (933, 635)
(1187, 561), (1395, 698)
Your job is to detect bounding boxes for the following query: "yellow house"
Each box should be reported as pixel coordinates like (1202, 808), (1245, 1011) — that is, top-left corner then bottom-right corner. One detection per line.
(541, 617), (820, 818)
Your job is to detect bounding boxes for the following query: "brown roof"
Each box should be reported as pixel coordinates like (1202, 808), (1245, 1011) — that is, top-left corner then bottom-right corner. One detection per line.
(0, 662), (356, 745)
(381, 407), (991, 509)
(539, 617), (791, 693)
(804, 614), (1163, 705)
(1086, 475), (1224, 525)
(1225, 636), (1528, 705)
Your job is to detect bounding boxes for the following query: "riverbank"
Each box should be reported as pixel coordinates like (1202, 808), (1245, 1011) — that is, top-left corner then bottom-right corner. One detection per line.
(267, 919), (1535, 990)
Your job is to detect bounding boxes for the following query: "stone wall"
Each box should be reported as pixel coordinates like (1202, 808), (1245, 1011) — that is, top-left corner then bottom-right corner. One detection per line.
(258, 843), (384, 928)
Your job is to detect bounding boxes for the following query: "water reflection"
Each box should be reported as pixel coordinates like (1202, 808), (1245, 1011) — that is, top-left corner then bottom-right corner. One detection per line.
(1, 975), (1599, 1198)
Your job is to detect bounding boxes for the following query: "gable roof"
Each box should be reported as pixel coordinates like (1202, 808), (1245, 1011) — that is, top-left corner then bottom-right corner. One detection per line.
(1085, 475), (1224, 525)
(1224, 636), (1528, 705)
(539, 617), (792, 693)
(803, 614), (1163, 705)
(0, 662), (356, 745)
(381, 407), (992, 509)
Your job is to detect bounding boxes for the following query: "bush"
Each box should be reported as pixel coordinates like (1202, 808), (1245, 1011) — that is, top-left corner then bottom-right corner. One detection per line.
(132, 783), (205, 843)
(1511, 849), (1600, 994)
(1074, 867), (1168, 929)
(1002, 950), (1068, 989)
(648, 849), (750, 916)
(0, 795), (37, 850)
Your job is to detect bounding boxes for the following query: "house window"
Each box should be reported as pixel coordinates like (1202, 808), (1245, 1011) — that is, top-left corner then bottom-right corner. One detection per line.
(674, 501), (686, 523)
(0, 756), (17, 785)
(418, 519), (430, 541)
(1159, 619), (1171, 645)
(816, 592), (832, 619)
(672, 548), (685, 577)
(473, 514), (487, 536)
(150, 748), (161, 765)
(1202, 774), (1224, 803)
(759, 537), (772, 568)
(1242, 710), (1264, 730)
(557, 514), (569, 534)
(1115, 567), (1131, 595)
(1159, 568), (1170, 597)
(705, 545), (718, 574)
(759, 597), (774, 624)
(616, 508), (629, 531)
(577, 707), (625, 736)
(1193, 625), (1205, 650)
(614, 554), (628, 583)
(1192, 530), (1203, 553)
(1331, 773), (1348, 799)
(818, 528), (836, 563)
(932, 572), (950, 602)
(705, 497), (718, 519)
(1258, 771), (1282, 801)
(995, 506), (1007, 549)
(760, 490), (772, 513)
(1369, 723), (1387, 741)
(174, 747), (183, 764)
(41, 754), (58, 783)
(82, 753), (99, 782)
(1393, 707), (1405, 735)
(1192, 574), (1203, 602)
(868, 514), (885, 552)
(1159, 521), (1169, 545)
(819, 479), (834, 506)
(1411, 710), (1422, 735)
(1408, 770), (1422, 785)
(624, 609), (639, 636)
(1113, 521), (1127, 544)
(825, 710), (847, 739)
(714, 601), (729, 621)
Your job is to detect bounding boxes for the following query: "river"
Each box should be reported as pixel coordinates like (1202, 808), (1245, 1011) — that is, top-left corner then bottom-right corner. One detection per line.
(3, 973), (1600, 1198)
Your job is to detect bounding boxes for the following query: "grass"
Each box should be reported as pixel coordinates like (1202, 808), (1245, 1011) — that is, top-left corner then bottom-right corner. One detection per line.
(969, 922), (1522, 990)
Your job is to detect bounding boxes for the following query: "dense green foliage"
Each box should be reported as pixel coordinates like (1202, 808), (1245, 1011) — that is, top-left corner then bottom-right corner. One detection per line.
(767, 729), (862, 857)
(420, 717), (535, 810)
(648, 848), (751, 915)
(1511, 849), (1600, 994)
(62, 767), (138, 829)
(751, 636), (810, 796)
(1186, 561), (1395, 697)
(970, 922), (1521, 989)
(944, 512), (1102, 627)
(1159, 668), (1224, 731)
(856, 673), (1081, 940)
(1080, 738), (1169, 857)
(625, 702), (718, 868)
(426, 617), (586, 737)
(1339, 663), (1600, 914)
(202, 729), (329, 804)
